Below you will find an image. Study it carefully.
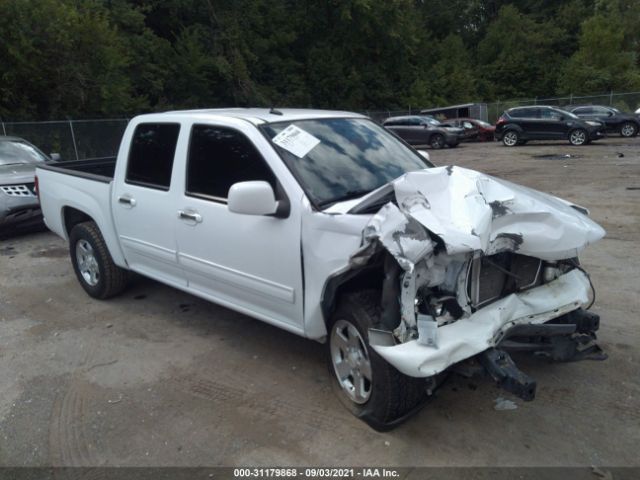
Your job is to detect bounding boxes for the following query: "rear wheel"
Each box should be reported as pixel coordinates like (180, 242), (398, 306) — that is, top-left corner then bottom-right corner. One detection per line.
(620, 122), (637, 137)
(328, 291), (427, 430)
(429, 134), (445, 149)
(69, 221), (130, 299)
(502, 130), (519, 147)
(569, 128), (587, 146)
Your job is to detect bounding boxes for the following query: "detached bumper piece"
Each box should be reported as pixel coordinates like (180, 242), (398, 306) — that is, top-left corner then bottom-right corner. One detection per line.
(480, 348), (537, 401)
(475, 309), (606, 401)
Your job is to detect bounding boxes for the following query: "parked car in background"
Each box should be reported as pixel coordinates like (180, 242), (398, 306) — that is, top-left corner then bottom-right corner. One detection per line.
(566, 105), (639, 137)
(495, 106), (605, 147)
(0, 136), (59, 232)
(383, 115), (463, 149)
(441, 118), (496, 142)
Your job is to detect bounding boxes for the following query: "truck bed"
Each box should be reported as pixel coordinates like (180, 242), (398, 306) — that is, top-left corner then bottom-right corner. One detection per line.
(37, 158), (116, 183)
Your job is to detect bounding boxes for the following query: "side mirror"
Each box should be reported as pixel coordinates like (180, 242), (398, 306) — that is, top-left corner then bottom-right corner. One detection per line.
(228, 181), (278, 216)
(49, 153), (61, 162)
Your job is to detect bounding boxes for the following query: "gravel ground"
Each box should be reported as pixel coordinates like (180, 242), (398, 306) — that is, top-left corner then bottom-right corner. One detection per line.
(0, 136), (638, 468)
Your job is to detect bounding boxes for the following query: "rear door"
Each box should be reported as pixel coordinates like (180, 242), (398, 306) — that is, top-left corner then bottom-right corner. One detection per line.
(111, 122), (186, 287)
(389, 117), (426, 145)
(174, 121), (304, 331)
(513, 108), (542, 138)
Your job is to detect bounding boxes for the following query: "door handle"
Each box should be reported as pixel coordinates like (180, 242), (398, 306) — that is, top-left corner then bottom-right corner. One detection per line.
(178, 210), (202, 223)
(118, 195), (136, 207)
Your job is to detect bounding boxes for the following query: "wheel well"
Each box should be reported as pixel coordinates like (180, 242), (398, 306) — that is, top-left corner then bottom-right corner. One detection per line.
(321, 255), (386, 329)
(63, 207), (93, 237)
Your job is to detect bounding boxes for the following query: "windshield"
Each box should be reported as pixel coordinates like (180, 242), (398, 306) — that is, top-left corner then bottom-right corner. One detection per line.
(0, 140), (48, 165)
(261, 118), (432, 208)
(476, 120), (492, 127)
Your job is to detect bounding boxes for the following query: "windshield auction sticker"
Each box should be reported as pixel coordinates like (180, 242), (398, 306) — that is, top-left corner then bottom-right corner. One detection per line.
(272, 125), (321, 158)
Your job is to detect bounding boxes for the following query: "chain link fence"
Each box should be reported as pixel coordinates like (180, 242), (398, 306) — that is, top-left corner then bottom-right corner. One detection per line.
(365, 91), (640, 124)
(2, 91), (639, 155)
(0, 119), (129, 161)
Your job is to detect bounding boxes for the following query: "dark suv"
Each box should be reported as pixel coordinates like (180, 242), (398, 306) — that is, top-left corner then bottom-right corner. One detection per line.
(566, 105), (639, 137)
(495, 106), (605, 147)
(382, 115), (462, 149)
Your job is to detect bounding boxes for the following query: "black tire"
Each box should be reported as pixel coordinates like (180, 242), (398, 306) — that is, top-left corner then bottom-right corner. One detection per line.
(327, 290), (427, 430)
(69, 221), (130, 299)
(429, 134), (445, 149)
(569, 128), (588, 146)
(620, 121), (638, 137)
(502, 130), (519, 147)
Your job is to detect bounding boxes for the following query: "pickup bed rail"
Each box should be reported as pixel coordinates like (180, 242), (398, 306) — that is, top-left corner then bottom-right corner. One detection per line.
(37, 158), (116, 183)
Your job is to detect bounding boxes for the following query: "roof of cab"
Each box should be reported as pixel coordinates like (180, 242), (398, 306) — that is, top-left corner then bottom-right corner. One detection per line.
(157, 108), (366, 125)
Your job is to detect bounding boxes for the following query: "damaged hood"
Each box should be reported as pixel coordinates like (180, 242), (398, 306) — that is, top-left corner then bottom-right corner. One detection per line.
(358, 166), (605, 267)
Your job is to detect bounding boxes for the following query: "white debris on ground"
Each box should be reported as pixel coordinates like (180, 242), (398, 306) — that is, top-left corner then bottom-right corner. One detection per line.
(494, 397), (518, 411)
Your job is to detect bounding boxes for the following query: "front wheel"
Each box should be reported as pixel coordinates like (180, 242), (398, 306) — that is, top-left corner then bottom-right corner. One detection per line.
(502, 130), (519, 147)
(569, 128), (588, 146)
(620, 122), (638, 137)
(429, 134), (445, 149)
(69, 221), (130, 299)
(328, 291), (427, 430)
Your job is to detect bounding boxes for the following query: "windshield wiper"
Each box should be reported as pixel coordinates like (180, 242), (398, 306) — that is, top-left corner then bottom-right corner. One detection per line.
(319, 189), (374, 208)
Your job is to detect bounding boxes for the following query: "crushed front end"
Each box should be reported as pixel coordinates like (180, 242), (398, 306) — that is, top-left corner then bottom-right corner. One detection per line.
(351, 166), (606, 400)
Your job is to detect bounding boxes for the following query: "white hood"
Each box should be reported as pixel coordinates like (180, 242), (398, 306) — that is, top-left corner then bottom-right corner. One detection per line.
(361, 166), (605, 269)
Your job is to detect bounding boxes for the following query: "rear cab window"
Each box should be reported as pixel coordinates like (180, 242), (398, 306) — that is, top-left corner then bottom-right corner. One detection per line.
(126, 123), (180, 190)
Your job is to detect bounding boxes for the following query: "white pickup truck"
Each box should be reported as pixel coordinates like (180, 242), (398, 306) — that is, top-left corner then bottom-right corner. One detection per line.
(36, 108), (606, 429)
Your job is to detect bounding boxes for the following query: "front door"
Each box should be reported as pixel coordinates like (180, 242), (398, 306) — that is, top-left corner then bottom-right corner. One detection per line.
(538, 108), (566, 138)
(175, 123), (304, 330)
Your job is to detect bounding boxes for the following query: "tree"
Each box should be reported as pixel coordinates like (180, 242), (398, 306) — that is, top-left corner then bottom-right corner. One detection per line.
(0, 0), (139, 119)
(475, 5), (564, 100)
(558, 13), (640, 94)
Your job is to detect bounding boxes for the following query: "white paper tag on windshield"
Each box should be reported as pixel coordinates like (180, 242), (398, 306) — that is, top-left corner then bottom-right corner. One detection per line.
(272, 125), (320, 158)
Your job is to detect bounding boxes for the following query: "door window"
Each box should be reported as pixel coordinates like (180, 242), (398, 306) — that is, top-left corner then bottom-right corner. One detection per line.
(186, 125), (277, 201)
(126, 123), (180, 190)
(593, 107), (612, 116)
(540, 109), (562, 120)
(510, 108), (539, 119)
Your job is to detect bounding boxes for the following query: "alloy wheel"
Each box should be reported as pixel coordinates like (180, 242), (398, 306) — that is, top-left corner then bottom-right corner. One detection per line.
(330, 319), (373, 404)
(621, 123), (636, 137)
(570, 129), (587, 145)
(75, 239), (100, 286)
(503, 131), (518, 146)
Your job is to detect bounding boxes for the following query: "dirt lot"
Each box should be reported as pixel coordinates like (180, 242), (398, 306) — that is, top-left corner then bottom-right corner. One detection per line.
(1, 137), (639, 468)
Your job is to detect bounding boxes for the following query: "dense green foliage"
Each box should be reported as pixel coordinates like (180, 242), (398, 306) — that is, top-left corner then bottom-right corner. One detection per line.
(0, 0), (638, 119)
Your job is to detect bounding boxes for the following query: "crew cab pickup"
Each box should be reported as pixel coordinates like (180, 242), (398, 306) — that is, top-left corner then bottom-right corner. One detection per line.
(36, 109), (606, 429)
